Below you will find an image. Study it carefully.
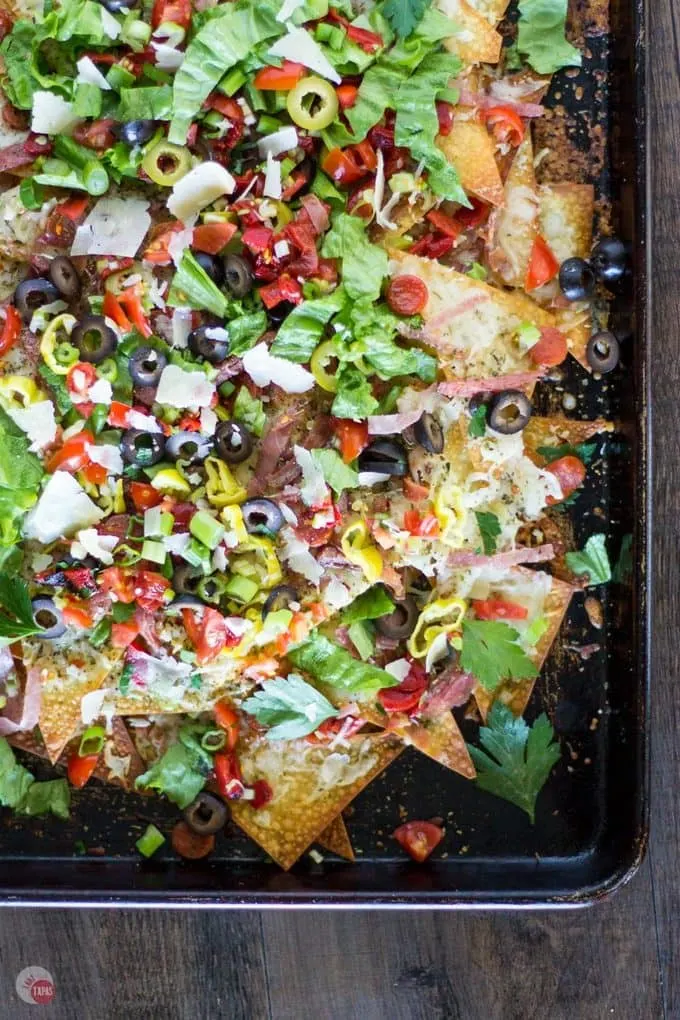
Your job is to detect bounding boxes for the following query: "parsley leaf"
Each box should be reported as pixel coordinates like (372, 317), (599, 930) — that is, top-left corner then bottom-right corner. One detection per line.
(468, 404), (487, 438)
(468, 703), (561, 823)
(0, 573), (43, 648)
(242, 674), (336, 741)
(384, 0), (433, 39)
(474, 511), (501, 555)
(565, 534), (611, 585)
(537, 442), (597, 465)
(460, 619), (538, 692)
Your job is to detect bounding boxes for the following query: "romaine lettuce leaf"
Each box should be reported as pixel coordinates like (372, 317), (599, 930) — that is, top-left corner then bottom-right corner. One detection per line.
(135, 736), (211, 809)
(116, 85), (173, 122)
(342, 586), (395, 625)
(270, 288), (346, 363)
(288, 631), (398, 695)
(320, 214), (387, 302)
(19, 778), (71, 820)
(226, 309), (268, 355)
(331, 365), (379, 419)
(310, 449), (359, 495)
(516, 0), (582, 75)
(232, 386), (266, 436)
(168, 250), (228, 317)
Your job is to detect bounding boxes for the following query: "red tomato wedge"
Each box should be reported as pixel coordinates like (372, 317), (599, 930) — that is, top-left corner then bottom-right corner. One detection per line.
(67, 752), (99, 788)
(425, 208), (462, 239)
(213, 701), (239, 750)
(546, 455), (587, 504)
(128, 481), (162, 512)
(336, 84), (358, 109)
(151, 0), (191, 30)
(472, 598), (529, 621)
(393, 820), (444, 862)
(192, 221), (237, 255)
(386, 275), (429, 316)
(253, 60), (305, 91)
(182, 606), (228, 664)
(529, 326), (568, 367)
(525, 235), (559, 291)
(481, 105), (525, 146)
(0, 305), (21, 356)
(62, 602), (94, 629)
(47, 430), (94, 474)
(333, 419), (368, 463)
(213, 750), (244, 799)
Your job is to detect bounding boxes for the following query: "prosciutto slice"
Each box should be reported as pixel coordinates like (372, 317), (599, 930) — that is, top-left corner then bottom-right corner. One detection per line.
(447, 544), (555, 569)
(438, 370), (543, 397)
(367, 409), (422, 435)
(0, 664), (41, 737)
(418, 667), (476, 719)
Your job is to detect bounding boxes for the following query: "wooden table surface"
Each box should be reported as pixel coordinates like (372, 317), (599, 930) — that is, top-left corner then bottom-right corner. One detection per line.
(0, 3), (675, 1018)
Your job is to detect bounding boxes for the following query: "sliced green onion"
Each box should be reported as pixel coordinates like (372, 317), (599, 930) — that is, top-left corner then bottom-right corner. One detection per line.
(53, 136), (109, 196)
(135, 824), (165, 858)
(106, 64), (136, 91)
(219, 67), (247, 96)
(200, 729), (226, 752)
(19, 177), (44, 210)
(141, 539), (166, 565)
(98, 357), (118, 382)
(79, 725), (106, 757)
(180, 537), (213, 573)
(54, 341), (79, 367)
(190, 510), (225, 550)
(224, 574), (259, 604)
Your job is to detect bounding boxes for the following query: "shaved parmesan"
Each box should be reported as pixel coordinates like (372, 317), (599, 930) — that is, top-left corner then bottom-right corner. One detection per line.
(242, 343), (314, 393)
(31, 92), (79, 136)
(8, 400), (56, 451)
(263, 151), (282, 199)
(258, 126), (298, 159)
(24, 472), (105, 544)
(384, 658), (411, 682)
(294, 446), (329, 507)
(155, 364), (215, 408)
(167, 226), (193, 267)
(269, 27), (341, 83)
(71, 197), (151, 258)
(88, 444), (124, 475)
(274, 239), (290, 258)
(76, 56), (112, 90)
(152, 43), (184, 70)
(81, 688), (107, 726)
(171, 307), (193, 348)
(279, 527), (323, 586)
(71, 528), (119, 565)
(323, 578), (352, 610)
(88, 379), (113, 405)
(167, 162), (235, 223)
(127, 410), (163, 432)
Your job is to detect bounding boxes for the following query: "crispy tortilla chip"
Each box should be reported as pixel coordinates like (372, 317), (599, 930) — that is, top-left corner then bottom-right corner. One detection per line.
(230, 732), (403, 870)
(437, 120), (504, 206)
(523, 415), (614, 456)
(21, 639), (122, 764)
(437, 0), (503, 64)
(398, 711), (476, 778)
(466, 0), (511, 23)
(474, 570), (575, 720)
(390, 251), (555, 378)
(317, 815), (355, 861)
(487, 133), (538, 287)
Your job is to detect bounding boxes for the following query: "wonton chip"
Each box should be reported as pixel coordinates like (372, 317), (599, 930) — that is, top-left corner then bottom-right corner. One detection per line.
(487, 133), (538, 287)
(523, 415), (614, 456)
(230, 732), (403, 870)
(437, 0), (503, 64)
(473, 570), (575, 720)
(466, 0), (511, 23)
(395, 711), (476, 779)
(437, 120), (504, 206)
(317, 815), (355, 861)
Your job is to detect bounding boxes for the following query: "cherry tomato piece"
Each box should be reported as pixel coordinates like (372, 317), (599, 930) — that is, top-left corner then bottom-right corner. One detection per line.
(333, 419), (368, 463)
(393, 820), (444, 862)
(67, 752), (99, 788)
(171, 821), (215, 859)
(525, 235), (559, 291)
(546, 455), (587, 504)
(481, 105), (525, 146)
(471, 598), (529, 621)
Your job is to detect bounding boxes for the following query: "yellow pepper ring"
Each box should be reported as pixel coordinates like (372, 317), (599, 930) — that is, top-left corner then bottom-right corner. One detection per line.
(40, 313), (77, 375)
(407, 598), (467, 659)
(341, 521), (383, 583)
(310, 339), (341, 392)
(286, 76), (339, 131)
(0, 376), (46, 410)
(205, 457), (247, 507)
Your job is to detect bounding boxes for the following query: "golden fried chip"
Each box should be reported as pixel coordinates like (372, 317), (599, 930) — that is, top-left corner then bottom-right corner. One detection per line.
(487, 133), (538, 287)
(437, 120), (504, 206)
(523, 415), (615, 456)
(230, 733), (403, 870)
(437, 0), (503, 64)
(317, 815), (355, 861)
(397, 711), (476, 779)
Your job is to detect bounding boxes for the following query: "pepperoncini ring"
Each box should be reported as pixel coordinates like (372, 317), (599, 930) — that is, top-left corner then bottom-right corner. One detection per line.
(407, 597), (467, 659)
(341, 521), (383, 583)
(205, 457), (247, 507)
(0, 376), (46, 410)
(40, 313), (77, 375)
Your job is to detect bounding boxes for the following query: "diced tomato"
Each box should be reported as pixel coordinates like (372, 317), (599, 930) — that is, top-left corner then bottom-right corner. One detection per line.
(333, 419), (368, 463)
(72, 118), (117, 150)
(82, 461), (108, 485)
(529, 326), (568, 367)
(525, 235), (559, 291)
(241, 226), (273, 254)
(213, 750), (245, 800)
(103, 290), (133, 331)
(454, 197), (489, 230)
(0, 305), (21, 356)
(403, 510), (440, 538)
(337, 84), (358, 109)
(111, 619), (141, 648)
(171, 822), (215, 859)
(47, 430), (94, 474)
(66, 361), (97, 398)
(436, 101), (454, 136)
(142, 222), (185, 266)
(426, 209), (462, 239)
(98, 566), (136, 603)
(472, 598), (529, 621)
(253, 60), (306, 91)
(214, 702), (239, 750)
(393, 820), (444, 862)
(250, 779), (273, 810)
(67, 752), (99, 789)
(546, 455), (587, 504)
(107, 401), (132, 429)
(182, 606), (227, 664)
(128, 481), (162, 512)
(326, 9), (383, 52)
(135, 570), (171, 612)
(321, 142), (376, 187)
(117, 289), (152, 338)
(0, 11), (14, 42)
(259, 274), (303, 309)
(403, 478), (430, 502)
(151, 0), (191, 30)
(192, 221), (237, 255)
(378, 664), (428, 715)
(204, 94), (244, 121)
(62, 602), (94, 629)
(481, 105), (525, 147)
(409, 233), (454, 259)
(385, 275), (429, 315)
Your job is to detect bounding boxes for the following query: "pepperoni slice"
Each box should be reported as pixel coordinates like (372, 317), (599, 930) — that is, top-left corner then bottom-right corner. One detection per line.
(386, 275), (429, 316)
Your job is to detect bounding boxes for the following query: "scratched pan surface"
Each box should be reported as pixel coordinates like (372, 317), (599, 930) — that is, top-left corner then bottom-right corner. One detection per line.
(0, 0), (649, 907)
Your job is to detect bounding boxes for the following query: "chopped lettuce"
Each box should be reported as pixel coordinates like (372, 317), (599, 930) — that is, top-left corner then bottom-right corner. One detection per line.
(116, 85), (173, 122)
(288, 632), (399, 695)
(0, 407), (44, 549)
(516, 0), (582, 75)
(168, 250), (228, 317)
(565, 534), (611, 585)
(310, 449), (359, 495)
(270, 289), (347, 363)
(135, 730), (213, 809)
(242, 673), (336, 740)
(348, 301), (436, 382)
(226, 310), (268, 356)
(0, 739), (70, 819)
(342, 586), (395, 625)
(169, 0), (282, 144)
(321, 214), (388, 302)
(232, 386), (266, 436)
(331, 364), (379, 419)
(347, 620), (375, 660)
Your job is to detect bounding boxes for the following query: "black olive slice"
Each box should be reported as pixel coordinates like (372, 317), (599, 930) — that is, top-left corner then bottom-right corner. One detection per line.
(120, 428), (166, 466)
(262, 584), (299, 619)
(48, 256), (81, 299)
(14, 278), (60, 323)
(375, 596), (418, 640)
(31, 597), (66, 640)
(188, 325), (230, 364)
(586, 331), (620, 374)
(241, 498), (284, 536)
(183, 792), (228, 835)
(195, 252), (224, 286)
(72, 315), (118, 364)
(487, 390), (532, 435)
(165, 431), (212, 463)
(414, 412), (444, 454)
(214, 421), (253, 464)
(558, 257), (596, 302)
(117, 119), (156, 146)
(128, 346), (167, 388)
(590, 237), (627, 285)
(358, 439), (408, 477)
(222, 255), (253, 299)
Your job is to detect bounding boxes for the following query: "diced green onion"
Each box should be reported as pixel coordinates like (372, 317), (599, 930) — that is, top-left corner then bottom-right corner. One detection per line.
(244, 83), (266, 112)
(224, 574), (259, 604)
(53, 136), (109, 196)
(88, 404), (109, 434)
(98, 357), (118, 382)
(181, 537), (213, 573)
(106, 64), (136, 91)
(79, 725), (106, 757)
(135, 824), (165, 858)
(197, 575), (229, 604)
(219, 67), (247, 96)
(141, 539), (166, 565)
(200, 729), (226, 752)
(190, 510), (225, 550)
(89, 618), (111, 648)
(121, 15), (152, 50)
(19, 177), (44, 210)
(257, 114), (282, 135)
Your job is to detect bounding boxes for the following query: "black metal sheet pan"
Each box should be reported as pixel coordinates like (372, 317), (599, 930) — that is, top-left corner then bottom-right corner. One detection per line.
(0, 0), (650, 908)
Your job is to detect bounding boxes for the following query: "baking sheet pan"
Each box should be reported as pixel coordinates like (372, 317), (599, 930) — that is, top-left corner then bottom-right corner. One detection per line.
(0, 0), (650, 907)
